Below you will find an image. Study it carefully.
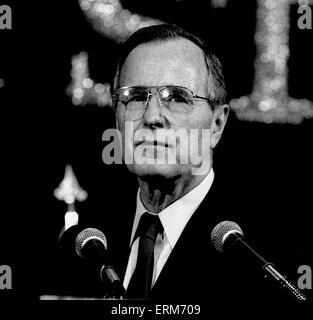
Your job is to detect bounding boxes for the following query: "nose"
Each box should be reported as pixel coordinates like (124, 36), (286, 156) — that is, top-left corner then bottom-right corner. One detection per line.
(142, 94), (165, 128)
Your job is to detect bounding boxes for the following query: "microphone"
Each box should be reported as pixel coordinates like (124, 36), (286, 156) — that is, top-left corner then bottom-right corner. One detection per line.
(75, 227), (125, 299)
(211, 221), (308, 302)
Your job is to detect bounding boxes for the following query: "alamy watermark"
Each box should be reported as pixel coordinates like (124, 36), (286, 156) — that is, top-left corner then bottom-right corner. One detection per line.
(298, 2), (312, 29)
(102, 122), (211, 176)
(0, 5), (12, 30)
(0, 265), (12, 290)
(297, 264), (312, 290)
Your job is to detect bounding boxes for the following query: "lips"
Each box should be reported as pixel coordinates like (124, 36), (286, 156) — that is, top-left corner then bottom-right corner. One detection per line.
(135, 140), (170, 148)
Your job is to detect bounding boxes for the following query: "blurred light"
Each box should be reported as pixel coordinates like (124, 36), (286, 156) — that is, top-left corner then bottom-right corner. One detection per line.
(94, 83), (105, 94)
(138, 21), (154, 29)
(125, 14), (141, 31)
(258, 99), (277, 112)
(120, 9), (131, 20)
(64, 211), (79, 230)
(230, 0), (313, 124)
(94, 3), (115, 16)
(211, 0), (229, 8)
(265, 0), (276, 10)
(82, 78), (94, 89)
(54, 165), (88, 205)
(80, 0), (91, 11)
(73, 88), (84, 99)
(67, 52), (112, 107)
(130, 14), (141, 25)
(77, 0), (164, 43)
(298, 0), (311, 5)
(0, 78), (4, 88)
(76, 0), (313, 121)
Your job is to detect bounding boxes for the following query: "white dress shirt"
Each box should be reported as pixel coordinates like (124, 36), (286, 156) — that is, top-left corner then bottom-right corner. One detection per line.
(123, 169), (215, 290)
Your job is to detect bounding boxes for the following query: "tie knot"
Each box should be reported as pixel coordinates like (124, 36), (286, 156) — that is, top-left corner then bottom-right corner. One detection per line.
(136, 212), (163, 242)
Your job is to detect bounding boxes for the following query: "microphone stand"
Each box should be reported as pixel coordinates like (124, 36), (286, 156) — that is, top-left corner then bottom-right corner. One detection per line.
(101, 265), (125, 299)
(229, 233), (308, 302)
(263, 263), (307, 302)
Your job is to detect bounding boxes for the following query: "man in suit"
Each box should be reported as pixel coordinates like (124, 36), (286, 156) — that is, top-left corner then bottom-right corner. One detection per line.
(109, 24), (312, 307)
(49, 24), (310, 311)
(110, 23), (230, 301)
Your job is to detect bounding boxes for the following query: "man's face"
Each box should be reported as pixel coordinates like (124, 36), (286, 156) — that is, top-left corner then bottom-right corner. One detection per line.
(116, 38), (227, 180)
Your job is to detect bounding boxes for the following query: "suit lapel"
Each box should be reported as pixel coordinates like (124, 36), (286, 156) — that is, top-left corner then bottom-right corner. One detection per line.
(150, 180), (232, 300)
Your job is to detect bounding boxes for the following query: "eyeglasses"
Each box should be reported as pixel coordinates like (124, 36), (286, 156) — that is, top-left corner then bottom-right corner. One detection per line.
(113, 85), (215, 120)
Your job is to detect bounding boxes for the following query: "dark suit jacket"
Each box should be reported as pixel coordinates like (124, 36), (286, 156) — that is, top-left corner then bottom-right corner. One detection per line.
(47, 166), (312, 314)
(102, 172), (312, 312)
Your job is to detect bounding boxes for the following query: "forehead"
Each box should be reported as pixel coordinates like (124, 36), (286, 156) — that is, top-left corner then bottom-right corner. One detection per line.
(119, 38), (208, 91)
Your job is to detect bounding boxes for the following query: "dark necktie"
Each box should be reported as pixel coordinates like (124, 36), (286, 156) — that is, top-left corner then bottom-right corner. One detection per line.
(126, 212), (163, 299)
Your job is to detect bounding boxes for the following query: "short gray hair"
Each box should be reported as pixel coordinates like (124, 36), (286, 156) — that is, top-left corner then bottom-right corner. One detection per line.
(112, 24), (227, 106)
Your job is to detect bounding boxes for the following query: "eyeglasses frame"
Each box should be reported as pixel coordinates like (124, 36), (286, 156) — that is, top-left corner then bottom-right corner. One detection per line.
(113, 85), (217, 115)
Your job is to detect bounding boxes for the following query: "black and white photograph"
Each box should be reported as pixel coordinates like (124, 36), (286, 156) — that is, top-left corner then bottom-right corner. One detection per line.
(1, 0), (312, 318)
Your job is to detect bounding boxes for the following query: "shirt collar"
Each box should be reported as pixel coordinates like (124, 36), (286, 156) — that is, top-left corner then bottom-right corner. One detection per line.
(130, 169), (215, 249)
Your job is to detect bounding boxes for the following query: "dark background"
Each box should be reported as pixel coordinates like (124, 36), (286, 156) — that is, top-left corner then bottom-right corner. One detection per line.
(0, 0), (312, 303)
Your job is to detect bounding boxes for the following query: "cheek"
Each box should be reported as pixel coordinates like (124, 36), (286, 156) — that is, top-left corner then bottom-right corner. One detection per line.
(117, 119), (135, 153)
(180, 108), (213, 142)
(183, 112), (213, 158)
(192, 108), (213, 130)
(190, 129), (211, 156)
(121, 121), (148, 160)
(116, 105), (126, 127)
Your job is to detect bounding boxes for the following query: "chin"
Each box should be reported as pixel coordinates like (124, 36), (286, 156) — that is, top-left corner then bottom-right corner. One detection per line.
(127, 163), (184, 180)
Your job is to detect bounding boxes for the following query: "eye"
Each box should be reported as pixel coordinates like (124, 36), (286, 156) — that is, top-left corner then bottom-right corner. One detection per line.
(127, 93), (147, 103)
(165, 88), (193, 104)
(122, 89), (147, 104)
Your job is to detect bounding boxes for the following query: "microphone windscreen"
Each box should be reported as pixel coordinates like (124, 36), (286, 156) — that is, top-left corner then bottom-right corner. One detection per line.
(75, 228), (107, 257)
(211, 221), (243, 252)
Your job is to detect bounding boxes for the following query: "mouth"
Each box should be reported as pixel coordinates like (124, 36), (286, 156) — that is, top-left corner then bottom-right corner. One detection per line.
(135, 140), (170, 148)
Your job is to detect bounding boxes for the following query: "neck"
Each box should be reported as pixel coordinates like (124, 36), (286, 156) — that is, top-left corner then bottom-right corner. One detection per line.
(138, 171), (209, 213)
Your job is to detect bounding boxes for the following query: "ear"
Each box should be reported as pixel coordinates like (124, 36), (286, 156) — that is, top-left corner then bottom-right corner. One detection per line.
(210, 104), (229, 148)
